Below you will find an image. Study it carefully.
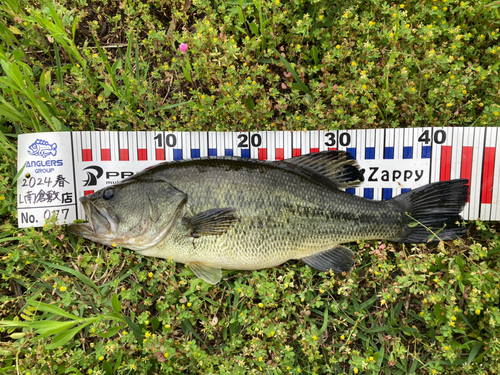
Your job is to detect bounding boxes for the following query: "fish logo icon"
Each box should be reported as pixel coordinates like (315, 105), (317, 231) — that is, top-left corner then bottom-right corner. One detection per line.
(27, 139), (57, 158)
(83, 166), (103, 186)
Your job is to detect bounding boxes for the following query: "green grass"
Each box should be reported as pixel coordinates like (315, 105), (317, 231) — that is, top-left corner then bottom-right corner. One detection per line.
(1, 0), (500, 373)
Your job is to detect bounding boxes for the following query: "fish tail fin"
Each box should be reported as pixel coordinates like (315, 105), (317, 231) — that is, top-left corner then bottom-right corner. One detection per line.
(392, 179), (469, 243)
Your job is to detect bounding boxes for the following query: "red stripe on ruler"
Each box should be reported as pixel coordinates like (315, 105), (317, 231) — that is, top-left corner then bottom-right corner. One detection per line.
(82, 149), (92, 162)
(293, 148), (301, 157)
(101, 149), (111, 161)
(328, 148), (337, 151)
(275, 148), (284, 160)
(440, 146), (452, 181)
(461, 146), (473, 202)
(481, 147), (495, 204)
(138, 149), (147, 161)
(120, 149), (129, 161)
(84, 190), (94, 195)
(156, 149), (165, 160)
(258, 148), (267, 160)
(310, 148), (319, 153)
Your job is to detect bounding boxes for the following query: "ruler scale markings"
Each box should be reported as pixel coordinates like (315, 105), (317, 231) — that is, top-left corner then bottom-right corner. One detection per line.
(223, 132), (232, 156)
(221, 132), (229, 156)
(480, 127), (497, 220)
(275, 131), (284, 160)
(180, 132), (190, 160)
(258, 131), (267, 160)
(110, 131), (119, 162)
(127, 132), (136, 162)
(101, 132), (111, 161)
(354, 129), (364, 197)
(292, 131), (301, 157)
(208, 132), (217, 157)
(364, 129), (375, 199)
(285, 131), (293, 159)
(393, 128), (404, 196)
(82, 131), (92, 162)
(91, 132), (99, 162)
(382, 128), (395, 200)
(199, 132), (208, 158)
(310, 130), (320, 153)
(470, 127), (486, 220)
(233, 132), (249, 158)
(16, 128), (500, 228)
(373, 129), (384, 201)
(492, 129), (500, 220)
(118, 132), (129, 161)
(267, 131), (276, 161)
(401, 128), (413, 193)
(301, 131), (310, 156)
(190, 132), (199, 159)
(137, 132), (147, 161)
(171, 132), (182, 160)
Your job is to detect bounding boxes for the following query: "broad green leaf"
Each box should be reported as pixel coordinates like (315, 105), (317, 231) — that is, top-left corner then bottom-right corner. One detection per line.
(28, 301), (81, 320)
(111, 294), (122, 314)
(249, 22), (259, 35)
(468, 342), (483, 365)
(29, 320), (79, 337)
(98, 324), (124, 338)
(46, 321), (92, 349)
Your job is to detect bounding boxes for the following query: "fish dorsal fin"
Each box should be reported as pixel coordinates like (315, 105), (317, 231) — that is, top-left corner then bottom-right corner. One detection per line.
(283, 150), (364, 189)
(188, 262), (222, 284)
(302, 245), (355, 273)
(182, 208), (237, 238)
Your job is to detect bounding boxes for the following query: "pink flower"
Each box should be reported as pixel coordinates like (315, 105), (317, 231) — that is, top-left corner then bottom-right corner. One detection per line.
(179, 43), (188, 54)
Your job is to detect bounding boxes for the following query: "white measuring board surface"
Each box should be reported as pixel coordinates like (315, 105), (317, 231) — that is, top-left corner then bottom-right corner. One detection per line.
(17, 127), (500, 228)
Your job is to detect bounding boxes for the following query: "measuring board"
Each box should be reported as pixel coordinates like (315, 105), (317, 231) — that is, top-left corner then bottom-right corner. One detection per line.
(17, 127), (499, 228)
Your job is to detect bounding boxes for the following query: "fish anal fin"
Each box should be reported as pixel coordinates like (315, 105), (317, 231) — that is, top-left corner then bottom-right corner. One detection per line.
(183, 208), (237, 237)
(284, 150), (364, 189)
(188, 262), (222, 284)
(302, 246), (355, 273)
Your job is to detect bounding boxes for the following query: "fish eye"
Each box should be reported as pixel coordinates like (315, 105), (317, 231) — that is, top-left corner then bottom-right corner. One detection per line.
(103, 188), (115, 200)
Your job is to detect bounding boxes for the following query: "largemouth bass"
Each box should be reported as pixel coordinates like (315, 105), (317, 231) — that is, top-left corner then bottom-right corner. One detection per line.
(68, 151), (468, 284)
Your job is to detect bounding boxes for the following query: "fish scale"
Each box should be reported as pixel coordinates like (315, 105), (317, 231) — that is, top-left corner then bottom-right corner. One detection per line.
(68, 152), (468, 284)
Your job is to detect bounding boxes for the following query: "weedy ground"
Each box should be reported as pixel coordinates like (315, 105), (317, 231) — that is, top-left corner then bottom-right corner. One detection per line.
(0, 0), (500, 374)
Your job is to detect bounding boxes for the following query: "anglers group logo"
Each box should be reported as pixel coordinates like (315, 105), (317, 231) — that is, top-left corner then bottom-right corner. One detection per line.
(27, 139), (58, 158)
(83, 166), (103, 186)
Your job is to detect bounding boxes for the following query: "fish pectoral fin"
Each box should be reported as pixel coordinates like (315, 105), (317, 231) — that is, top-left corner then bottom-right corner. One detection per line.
(302, 246), (355, 273)
(183, 208), (237, 237)
(188, 262), (222, 284)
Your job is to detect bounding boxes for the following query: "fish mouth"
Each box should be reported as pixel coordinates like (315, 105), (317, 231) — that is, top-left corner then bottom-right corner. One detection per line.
(67, 197), (117, 244)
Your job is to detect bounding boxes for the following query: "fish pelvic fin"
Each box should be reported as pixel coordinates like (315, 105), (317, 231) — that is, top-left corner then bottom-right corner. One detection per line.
(182, 208), (237, 238)
(283, 150), (364, 189)
(302, 246), (355, 273)
(188, 262), (222, 284)
(392, 179), (469, 243)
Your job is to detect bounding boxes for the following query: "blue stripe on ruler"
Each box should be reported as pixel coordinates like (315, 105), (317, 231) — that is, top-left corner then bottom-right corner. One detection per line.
(383, 146), (394, 200)
(401, 188), (411, 194)
(365, 147), (375, 159)
(365, 147), (375, 199)
(346, 147), (356, 194)
(382, 188), (392, 200)
(191, 149), (200, 158)
(225, 149), (233, 156)
(173, 149), (182, 160)
(384, 147), (394, 159)
(403, 146), (413, 159)
(208, 148), (217, 157)
(422, 146), (431, 158)
(241, 149), (250, 158)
